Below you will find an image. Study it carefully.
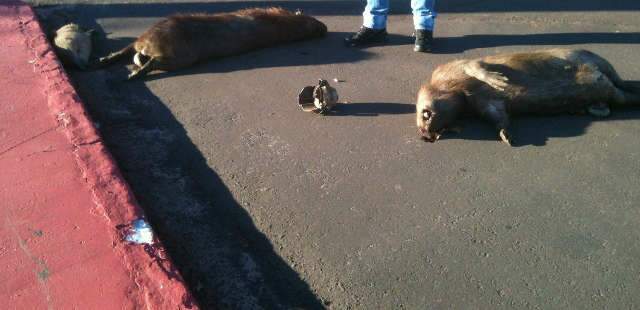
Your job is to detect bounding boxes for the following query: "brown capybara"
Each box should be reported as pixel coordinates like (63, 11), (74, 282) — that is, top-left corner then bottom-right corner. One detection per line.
(98, 7), (327, 79)
(416, 48), (640, 145)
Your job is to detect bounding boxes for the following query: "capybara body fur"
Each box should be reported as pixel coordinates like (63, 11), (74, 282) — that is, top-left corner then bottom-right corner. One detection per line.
(99, 7), (327, 79)
(416, 48), (640, 145)
(54, 23), (93, 69)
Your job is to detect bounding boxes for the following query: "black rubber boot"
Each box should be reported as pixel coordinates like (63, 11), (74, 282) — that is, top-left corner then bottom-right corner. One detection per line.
(344, 26), (388, 47)
(414, 29), (434, 53)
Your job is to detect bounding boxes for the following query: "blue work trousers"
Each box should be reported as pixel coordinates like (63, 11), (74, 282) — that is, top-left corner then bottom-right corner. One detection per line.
(363, 0), (437, 30)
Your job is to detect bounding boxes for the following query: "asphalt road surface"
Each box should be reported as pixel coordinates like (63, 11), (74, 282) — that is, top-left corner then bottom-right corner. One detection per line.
(34, 1), (640, 309)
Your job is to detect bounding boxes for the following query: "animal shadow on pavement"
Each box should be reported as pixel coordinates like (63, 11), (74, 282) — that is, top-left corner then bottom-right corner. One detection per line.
(72, 65), (326, 309)
(445, 108), (640, 147)
(331, 102), (415, 117)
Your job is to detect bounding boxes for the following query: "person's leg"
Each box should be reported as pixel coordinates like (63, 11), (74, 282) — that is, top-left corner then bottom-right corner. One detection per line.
(344, 0), (389, 46)
(363, 0), (389, 30)
(411, 0), (436, 52)
(411, 0), (436, 30)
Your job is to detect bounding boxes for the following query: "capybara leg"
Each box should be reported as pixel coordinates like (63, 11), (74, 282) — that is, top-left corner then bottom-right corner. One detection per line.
(127, 57), (157, 80)
(614, 88), (640, 106)
(580, 65), (640, 107)
(480, 99), (513, 145)
(463, 60), (509, 91)
(99, 52), (122, 64)
(98, 44), (134, 67)
(499, 129), (512, 146)
(591, 72), (640, 107)
(587, 102), (611, 117)
(133, 52), (152, 68)
(133, 52), (144, 67)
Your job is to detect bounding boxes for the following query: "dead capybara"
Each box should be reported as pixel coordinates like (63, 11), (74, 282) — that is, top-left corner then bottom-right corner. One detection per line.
(98, 7), (327, 79)
(53, 23), (93, 69)
(416, 48), (640, 145)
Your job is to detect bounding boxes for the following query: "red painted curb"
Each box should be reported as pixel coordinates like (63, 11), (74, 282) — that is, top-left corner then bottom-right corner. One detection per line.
(0, 1), (197, 308)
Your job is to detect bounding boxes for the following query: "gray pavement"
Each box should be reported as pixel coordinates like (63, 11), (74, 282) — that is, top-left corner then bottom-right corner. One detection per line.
(34, 1), (640, 309)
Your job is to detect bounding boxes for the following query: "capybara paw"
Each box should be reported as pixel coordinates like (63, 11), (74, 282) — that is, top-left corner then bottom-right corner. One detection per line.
(485, 71), (509, 91)
(499, 129), (513, 146)
(127, 71), (139, 80)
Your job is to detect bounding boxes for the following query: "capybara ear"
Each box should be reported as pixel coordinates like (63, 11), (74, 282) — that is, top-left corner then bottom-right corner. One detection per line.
(295, 9), (304, 15)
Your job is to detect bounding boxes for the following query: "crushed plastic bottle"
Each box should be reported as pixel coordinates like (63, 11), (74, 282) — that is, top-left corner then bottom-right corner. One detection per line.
(125, 218), (154, 245)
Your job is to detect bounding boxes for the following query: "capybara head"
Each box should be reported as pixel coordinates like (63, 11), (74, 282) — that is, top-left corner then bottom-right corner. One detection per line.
(292, 10), (327, 37)
(416, 86), (465, 142)
(53, 24), (93, 69)
(241, 7), (327, 38)
(271, 7), (326, 37)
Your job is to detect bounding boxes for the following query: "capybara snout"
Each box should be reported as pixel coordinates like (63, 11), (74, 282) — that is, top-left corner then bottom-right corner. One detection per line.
(416, 86), (464, 142)
(304, 15), (328, 36)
